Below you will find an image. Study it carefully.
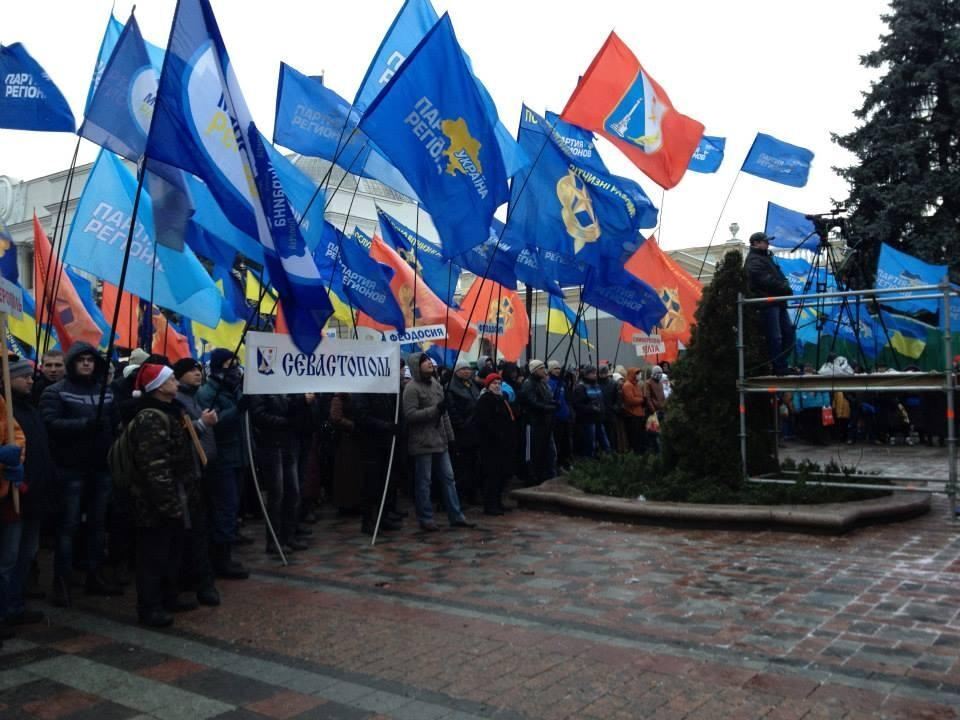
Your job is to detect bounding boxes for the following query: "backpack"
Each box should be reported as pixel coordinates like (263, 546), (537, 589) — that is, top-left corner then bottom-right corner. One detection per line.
(108, 409), (169, 490)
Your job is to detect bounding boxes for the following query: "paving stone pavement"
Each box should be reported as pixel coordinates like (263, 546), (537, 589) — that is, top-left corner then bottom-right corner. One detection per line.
(3, 446), (959, 719)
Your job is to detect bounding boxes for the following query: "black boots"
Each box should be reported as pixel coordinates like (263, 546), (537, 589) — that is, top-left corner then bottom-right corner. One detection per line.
(212, 543), (249, 580)
(138, 609), (174, 628)
(51, 576), (72, 608)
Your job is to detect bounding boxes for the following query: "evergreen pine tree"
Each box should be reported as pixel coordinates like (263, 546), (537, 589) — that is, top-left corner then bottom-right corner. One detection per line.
(834, 0), (960, 275)
(660, 249), (777, 490)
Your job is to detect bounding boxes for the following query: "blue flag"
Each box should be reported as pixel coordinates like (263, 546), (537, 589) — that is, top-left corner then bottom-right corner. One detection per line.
(775, 256), (813, 296)
(357, 14), (511, 260)
(583, 264), (666, 333)
(181, 173), (264, 265)
(263, 138), (327, 248)
(0, 44), (75, 132)
(376, 207), (460, 307)
(0, 218), (19, 283)
(210, 264), (247, 324)
(84, 14), (124, 114)
(248, 128), (333, 352)
(330, 223), (405, 331)
(501, 106), (657, 264)
(80, 15), (157, 161)
(354, 0), (527, 179)
(688, 135), (725, 173)
(876, 243), (948, 316)
(459, 219), (519, 290)
(515, 247), (564, 298)
(63, 151), (221, 327)
(144, 0), (261, 240)
(273, 62), (417, 200)
(765, 202), (819, 251)
(741, 133), (814, 188)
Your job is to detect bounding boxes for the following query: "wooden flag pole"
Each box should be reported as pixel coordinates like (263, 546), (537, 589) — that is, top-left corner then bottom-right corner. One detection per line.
(0, 312), (20, 515)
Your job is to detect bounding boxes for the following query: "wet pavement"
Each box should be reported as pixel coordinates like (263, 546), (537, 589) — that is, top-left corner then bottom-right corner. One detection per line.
(2, 444), (958, 719)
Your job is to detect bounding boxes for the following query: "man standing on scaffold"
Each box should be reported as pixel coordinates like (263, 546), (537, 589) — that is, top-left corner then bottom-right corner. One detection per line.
(745, 232), (796, 375)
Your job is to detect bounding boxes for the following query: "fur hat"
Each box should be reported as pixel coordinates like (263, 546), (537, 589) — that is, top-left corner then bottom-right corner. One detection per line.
(133, 363), (174, 397)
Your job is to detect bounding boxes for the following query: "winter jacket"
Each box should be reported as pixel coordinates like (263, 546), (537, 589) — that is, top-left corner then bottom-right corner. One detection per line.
(0, 396), (26, 522)
(621, 370), (647, 418)
(473, 390), (516, 449)
(176, 383), (218, 463)
(196, 375), (244, 468)
(402, 354), (454, 456)
(519, 376), (556, 427)
(572, 381), (604, 425)
(745, 248), (792, 301)
(644, 377), (667, 414)
(446, 376), (480, 446)
(352, 393), (397, 451)
(127, 397), (201, 528)
(547, 375), (571, 422)
(39, 342), (119, 470)
(599, 377), (619, 421)
(251, 394), (308, 451)
(11, 392), (54, 521)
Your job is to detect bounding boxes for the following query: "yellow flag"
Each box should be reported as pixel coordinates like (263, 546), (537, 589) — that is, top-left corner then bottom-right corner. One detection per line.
(245, 270), (278, 316)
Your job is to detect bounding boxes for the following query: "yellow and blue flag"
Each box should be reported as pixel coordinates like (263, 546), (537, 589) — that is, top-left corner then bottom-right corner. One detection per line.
(881, 311), (930, 360)
(547, 296), (588, 340)
(357, 13), (512, 260)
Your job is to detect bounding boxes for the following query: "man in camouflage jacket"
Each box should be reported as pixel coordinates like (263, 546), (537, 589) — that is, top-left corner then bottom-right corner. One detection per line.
(127, 364), (203, 628)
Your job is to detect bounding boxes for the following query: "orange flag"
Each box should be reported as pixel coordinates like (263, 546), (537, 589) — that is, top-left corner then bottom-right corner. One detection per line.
(33, 214), (103, 350)
(150, 307), (191, 362)
(459, 277), (529, 362)
(363, 235), (477, 349)
(621, 235), (701, 362)
(100, 282), (139, 349)
(561, 32), (704, 190)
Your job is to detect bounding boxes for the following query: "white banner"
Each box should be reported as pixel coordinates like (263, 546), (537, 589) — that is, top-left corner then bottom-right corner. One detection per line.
(633, 332), (666, 356)
(244, 332), (400, 395)
(383, 324), (447, 344)
(0, 276), (23, 318)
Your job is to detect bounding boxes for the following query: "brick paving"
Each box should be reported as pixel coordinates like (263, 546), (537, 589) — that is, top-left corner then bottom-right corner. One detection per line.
(2, 445), (958, 719)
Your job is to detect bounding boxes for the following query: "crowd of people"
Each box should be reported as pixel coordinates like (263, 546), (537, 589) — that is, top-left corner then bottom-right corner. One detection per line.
(0, 344), (674, 635)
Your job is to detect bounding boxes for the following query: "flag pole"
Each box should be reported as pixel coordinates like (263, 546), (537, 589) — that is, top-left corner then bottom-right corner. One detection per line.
(34, 137), (82, 355)
(697, 171), (741, 280)
(525, 284), (533, 364)
(412, 203), (419, 328)
(493, 281), (503, 361)
(370, 388), (400, 547)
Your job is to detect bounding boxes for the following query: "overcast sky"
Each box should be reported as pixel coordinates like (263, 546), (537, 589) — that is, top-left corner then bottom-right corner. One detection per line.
(2, 0), (891, 252)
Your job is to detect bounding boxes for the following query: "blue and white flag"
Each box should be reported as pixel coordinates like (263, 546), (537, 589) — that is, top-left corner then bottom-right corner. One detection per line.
(273, 63), (417, 199)
(84, 14), (124, 114)
(0, 218), (19, 283)
(501, 106), (657, 264)
(64, 151), (221, 327)
(741, 133), (814, 188)
(80, 14), (157, 161)
(376, 207), (460, 307)
(358, 14), (511, 260)
(0, 43), (75, 132)
(775, 256), (813, 296)
(248, 127), (333, 353)
(459, 219), (519, 290)
(765, 202), (819, 251)
(688, 135), (725, 173)
(583, 264), (666, 333)
(514, 248), (565, 298)
(876, 243), (948, 316)
(330, 223), (405, 331)
(263, 138), (327, 248)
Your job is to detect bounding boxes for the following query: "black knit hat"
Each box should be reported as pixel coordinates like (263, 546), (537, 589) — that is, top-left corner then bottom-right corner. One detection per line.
(172, 357), (202, 379)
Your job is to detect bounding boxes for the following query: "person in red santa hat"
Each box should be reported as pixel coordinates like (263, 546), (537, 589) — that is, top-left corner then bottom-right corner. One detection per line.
(125, 363), (206, 628)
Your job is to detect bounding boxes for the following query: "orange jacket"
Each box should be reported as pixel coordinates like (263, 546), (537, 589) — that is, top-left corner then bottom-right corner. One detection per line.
(620, 370), (646, 418)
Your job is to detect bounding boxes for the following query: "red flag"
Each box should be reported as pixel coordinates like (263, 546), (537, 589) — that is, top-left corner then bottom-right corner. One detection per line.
(621, 235), (701, 362)
(151, 307), (191, 362)
(363, 235), (477, 349)
(32, 214), (103, 350)
(100, 282), (139, 349)
(459, 277), (529, 362)
(561, 33), (704, 189)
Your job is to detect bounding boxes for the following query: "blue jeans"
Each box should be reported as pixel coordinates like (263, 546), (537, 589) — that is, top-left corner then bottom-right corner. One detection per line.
(413, 451), (464, 526)
(207, 462), (240, 545)
(0, 518), (40, 619)
(763, 304), (796, 375)
(576, 423), (611, 457)
(55, 469), (111, 580)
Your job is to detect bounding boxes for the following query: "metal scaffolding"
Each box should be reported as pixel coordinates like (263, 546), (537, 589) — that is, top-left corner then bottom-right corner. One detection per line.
(737, 283), (958, 518)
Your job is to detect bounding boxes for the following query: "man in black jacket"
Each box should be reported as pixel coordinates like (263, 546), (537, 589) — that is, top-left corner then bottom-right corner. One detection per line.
(40, 342), (122, 605)
(446, 360), (480, 505)
(352, 393), (402, 535)
(744, 232), (795, 375)
(519, 360), (557, 485)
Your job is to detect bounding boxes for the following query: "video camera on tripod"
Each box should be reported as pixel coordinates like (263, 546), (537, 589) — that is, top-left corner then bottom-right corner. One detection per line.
(803, 202), (847, 246)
